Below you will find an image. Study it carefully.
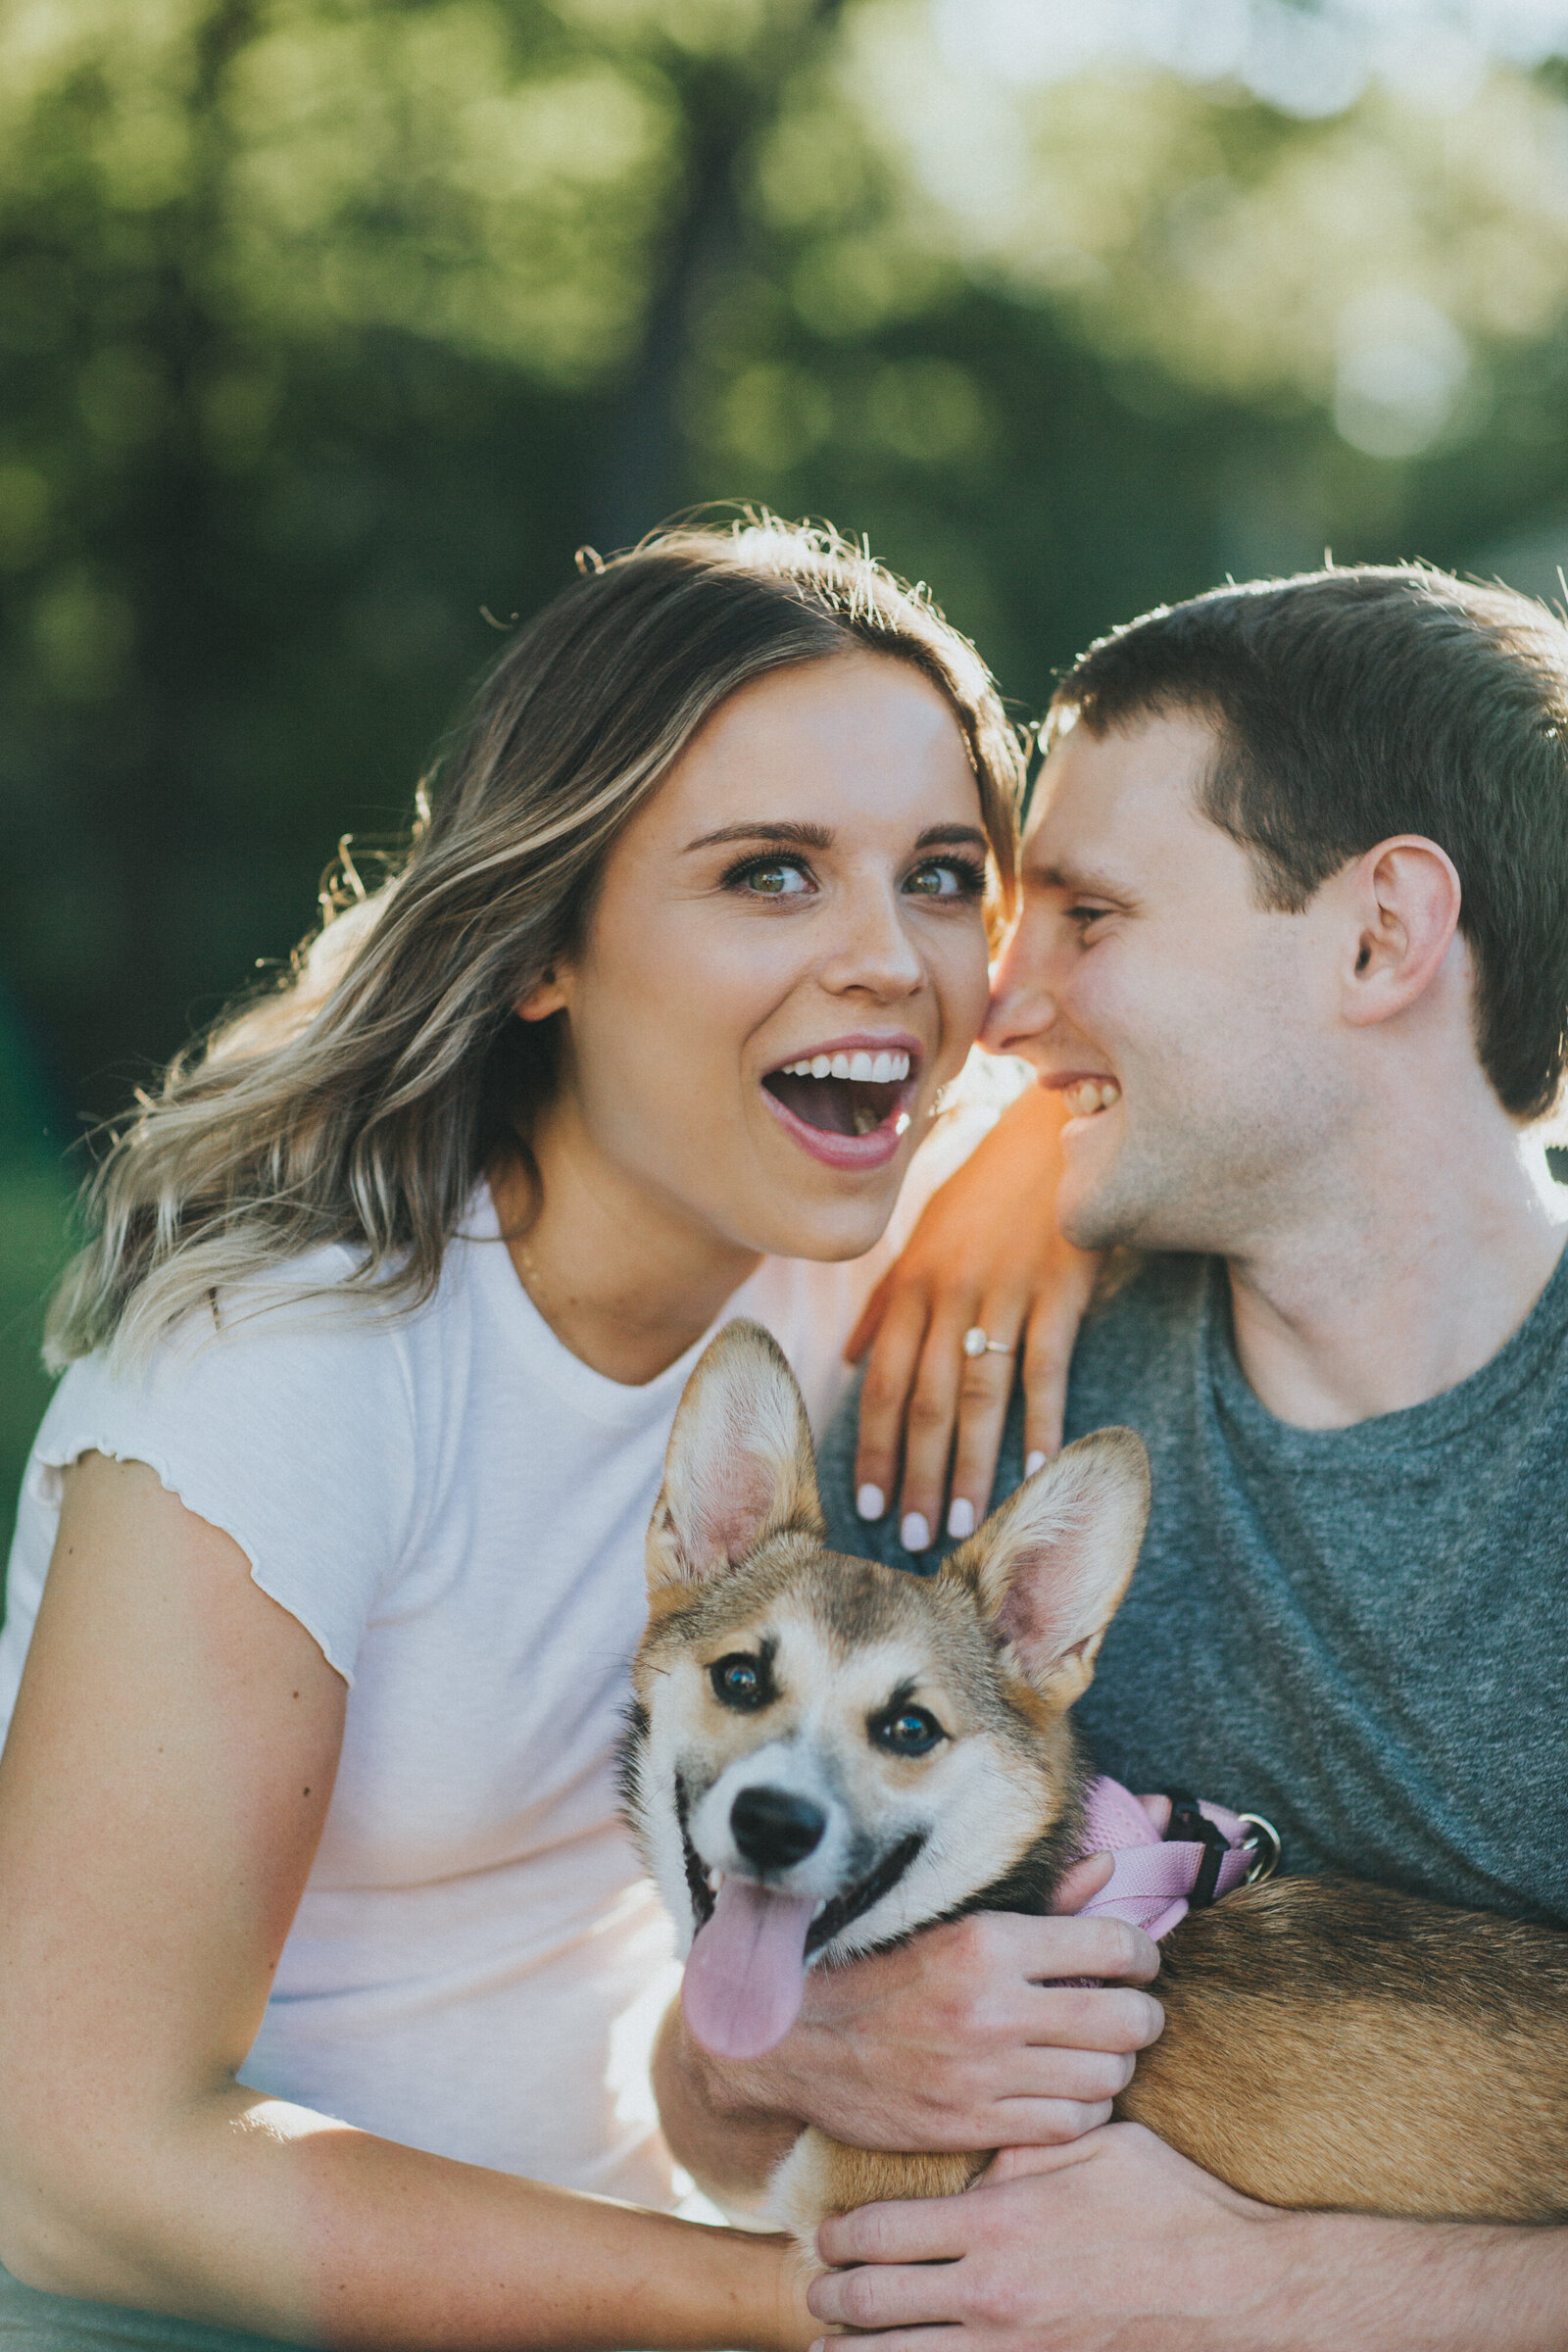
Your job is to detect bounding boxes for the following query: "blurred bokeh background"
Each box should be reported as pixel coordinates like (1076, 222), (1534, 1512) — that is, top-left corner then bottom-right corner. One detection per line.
(8, 0), (1568, 1532)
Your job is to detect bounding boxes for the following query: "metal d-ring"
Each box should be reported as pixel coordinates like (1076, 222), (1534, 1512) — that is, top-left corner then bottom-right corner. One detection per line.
(1238, 1813), (1282, 1885)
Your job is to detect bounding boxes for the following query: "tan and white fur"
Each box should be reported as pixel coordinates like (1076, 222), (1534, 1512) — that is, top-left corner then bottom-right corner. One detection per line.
(622, 1320), (1568, 2246)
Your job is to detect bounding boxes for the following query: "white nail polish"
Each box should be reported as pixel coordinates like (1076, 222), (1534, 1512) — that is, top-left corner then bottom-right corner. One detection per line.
(946, 1497), (975, 1540)
(1024, 1450), (1047, 1478)
(856, 1483), (885, 1520)
(901, 1511), (931, 1552)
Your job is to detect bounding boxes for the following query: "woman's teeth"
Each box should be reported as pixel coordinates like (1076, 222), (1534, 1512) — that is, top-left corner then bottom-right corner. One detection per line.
(1064, 1079), (1121, 1117)
(763, 1049), (914, 1140)
(781, 1050), (911, 1084)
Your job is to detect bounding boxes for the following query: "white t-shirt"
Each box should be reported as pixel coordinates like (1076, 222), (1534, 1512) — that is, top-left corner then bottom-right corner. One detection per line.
(0, 1097), (1009, 2207)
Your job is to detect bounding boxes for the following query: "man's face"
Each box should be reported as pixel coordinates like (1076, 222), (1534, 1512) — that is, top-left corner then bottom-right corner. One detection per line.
(983, 709), (1352, 1254)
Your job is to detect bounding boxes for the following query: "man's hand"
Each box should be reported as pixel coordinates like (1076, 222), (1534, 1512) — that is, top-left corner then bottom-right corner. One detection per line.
(809, 2124), (1279, 2347)
(654, 1886), (1162, 2205)
(808, 2124), (1568, 2351)
(851, 1084), (1099, 1550)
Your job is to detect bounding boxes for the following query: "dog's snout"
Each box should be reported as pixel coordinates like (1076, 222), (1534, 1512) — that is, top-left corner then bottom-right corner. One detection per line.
(730, 1785), (827, 1873)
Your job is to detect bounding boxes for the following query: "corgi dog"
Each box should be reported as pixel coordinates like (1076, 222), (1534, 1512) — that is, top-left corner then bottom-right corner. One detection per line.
(622, 1321), (1568, 2244)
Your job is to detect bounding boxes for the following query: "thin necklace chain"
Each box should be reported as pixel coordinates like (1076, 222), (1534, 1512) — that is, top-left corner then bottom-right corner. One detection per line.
(510, 1231), (555, 1320)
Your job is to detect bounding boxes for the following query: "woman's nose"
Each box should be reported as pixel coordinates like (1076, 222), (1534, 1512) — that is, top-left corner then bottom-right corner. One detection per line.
(817, 884), (926, 999)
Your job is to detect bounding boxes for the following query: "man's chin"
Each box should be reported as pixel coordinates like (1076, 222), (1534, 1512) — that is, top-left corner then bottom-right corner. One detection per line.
(1056, 1159), (1156, 1255)
(1060, 1171), (1231, 1260)
(1058, 1199), (1134, 1254)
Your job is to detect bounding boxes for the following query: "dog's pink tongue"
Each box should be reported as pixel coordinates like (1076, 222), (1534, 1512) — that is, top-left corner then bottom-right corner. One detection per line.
(682, 1879), (817, 2060)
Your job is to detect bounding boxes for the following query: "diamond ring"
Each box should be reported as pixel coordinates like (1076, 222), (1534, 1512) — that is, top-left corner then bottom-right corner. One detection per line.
(962, 1326), (1014, 1359)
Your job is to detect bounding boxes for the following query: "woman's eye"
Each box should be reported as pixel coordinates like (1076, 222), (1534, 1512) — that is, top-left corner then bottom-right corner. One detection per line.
(736, 859), (811, 898)
(869, 1705), (946, 1757)
(710, 1653), (770, 1709)
(905, 859), (985, 901)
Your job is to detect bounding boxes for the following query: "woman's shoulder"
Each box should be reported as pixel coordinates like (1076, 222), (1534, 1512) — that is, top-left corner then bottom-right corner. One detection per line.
(59, 1237), (411, 1395)
(32, 1236), (439, 1523)
(24, 1240), (446, 1687)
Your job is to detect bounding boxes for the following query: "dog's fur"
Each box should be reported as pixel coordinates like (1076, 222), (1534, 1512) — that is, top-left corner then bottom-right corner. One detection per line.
(623, 1321), (1568, 2243)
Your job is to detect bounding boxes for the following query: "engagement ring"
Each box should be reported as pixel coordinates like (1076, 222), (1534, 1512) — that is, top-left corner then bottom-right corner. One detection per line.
(962, 1326), (1013, 1358)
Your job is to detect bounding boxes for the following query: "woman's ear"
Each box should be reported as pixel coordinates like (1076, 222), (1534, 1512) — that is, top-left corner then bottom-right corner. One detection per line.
(514, 967), (568, 1023)
(1342, 836), (1462, 1028)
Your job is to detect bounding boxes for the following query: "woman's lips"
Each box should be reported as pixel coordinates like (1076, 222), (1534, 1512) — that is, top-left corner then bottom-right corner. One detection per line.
(760, 1050), (919, 1171)
(762, 1082), (913, 1169)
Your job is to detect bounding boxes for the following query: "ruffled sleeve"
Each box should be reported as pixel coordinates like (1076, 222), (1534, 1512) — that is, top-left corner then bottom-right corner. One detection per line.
(13, 1276), (419, 1687)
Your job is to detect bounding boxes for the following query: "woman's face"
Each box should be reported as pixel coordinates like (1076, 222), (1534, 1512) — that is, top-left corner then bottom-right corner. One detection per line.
(524, 651), (995, 1264)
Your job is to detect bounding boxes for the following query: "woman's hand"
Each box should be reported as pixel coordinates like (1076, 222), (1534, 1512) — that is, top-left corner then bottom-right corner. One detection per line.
(851, 1081), (1100, 1551)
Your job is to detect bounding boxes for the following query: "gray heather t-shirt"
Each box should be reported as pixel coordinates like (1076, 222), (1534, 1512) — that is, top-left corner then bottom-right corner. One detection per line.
(817, 1247), (1568, 1931)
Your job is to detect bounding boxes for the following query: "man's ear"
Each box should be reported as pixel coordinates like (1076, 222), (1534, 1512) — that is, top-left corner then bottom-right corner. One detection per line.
(1341, 836), (1461, 1028)
(647, 1320), (824, 1595)
(942, 1428), (1151, 1709)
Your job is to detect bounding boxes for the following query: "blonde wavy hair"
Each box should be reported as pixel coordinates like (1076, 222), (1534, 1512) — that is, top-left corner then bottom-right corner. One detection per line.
(48, 518), (1026, 1370)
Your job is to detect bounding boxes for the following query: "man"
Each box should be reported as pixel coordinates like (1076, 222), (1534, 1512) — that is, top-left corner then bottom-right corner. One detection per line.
(656, 564), (1568, 2347)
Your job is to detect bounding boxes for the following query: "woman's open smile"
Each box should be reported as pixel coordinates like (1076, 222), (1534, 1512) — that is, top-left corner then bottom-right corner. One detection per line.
(760, 1030), (920, 1167)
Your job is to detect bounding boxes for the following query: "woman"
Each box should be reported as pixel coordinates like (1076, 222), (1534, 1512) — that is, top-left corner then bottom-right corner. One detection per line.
(0, 521), (1115, 2351)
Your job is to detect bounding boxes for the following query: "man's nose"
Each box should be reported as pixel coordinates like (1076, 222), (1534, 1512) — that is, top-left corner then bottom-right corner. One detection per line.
(982, 930), (1059, 1054)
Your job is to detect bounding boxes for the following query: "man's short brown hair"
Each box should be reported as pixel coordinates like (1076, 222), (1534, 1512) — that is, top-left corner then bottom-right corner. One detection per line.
(1053, 565), (1568, 1119)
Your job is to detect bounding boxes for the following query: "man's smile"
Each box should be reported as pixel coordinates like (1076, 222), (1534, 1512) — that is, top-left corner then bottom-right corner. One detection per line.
(1043, 1068), (1123, 1121)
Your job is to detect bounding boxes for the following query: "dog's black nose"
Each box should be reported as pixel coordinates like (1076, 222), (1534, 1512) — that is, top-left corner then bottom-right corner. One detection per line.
(730, 1785), (827, 1873)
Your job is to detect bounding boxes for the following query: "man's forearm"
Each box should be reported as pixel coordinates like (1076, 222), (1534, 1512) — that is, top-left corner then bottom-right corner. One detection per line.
(1272, 2209), (1567, 2351)
(809, 2130), (1568, 2351)
(652, 2000), (801, 2207)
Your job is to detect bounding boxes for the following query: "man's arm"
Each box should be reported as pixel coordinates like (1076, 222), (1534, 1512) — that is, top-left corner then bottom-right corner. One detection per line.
(808, 2125), (1568, 2351)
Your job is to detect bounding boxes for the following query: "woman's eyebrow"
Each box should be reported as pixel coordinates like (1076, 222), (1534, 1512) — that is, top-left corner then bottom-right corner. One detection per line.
(681, 821), (834, 854)
(912, 824), (991, 852)
(681, 819), (992, 856)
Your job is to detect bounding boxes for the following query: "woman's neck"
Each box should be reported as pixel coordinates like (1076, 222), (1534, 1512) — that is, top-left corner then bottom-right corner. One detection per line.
(490, 1108), (763, 1386)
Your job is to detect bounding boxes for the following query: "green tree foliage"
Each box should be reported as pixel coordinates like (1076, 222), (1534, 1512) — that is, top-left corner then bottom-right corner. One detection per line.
(6, 0), (1568, 1523)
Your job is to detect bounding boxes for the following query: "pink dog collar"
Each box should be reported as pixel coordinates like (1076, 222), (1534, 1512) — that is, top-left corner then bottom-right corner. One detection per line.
(1073, 1775), (1280, 1942)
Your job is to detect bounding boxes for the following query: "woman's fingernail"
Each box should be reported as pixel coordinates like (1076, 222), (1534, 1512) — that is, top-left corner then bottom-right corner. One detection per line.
(901, 1511), (931, 1551)
(946, 1496), (975, 1539)
(856, 1483), (885, 1520)
(1024, 1450), (1047, 1477)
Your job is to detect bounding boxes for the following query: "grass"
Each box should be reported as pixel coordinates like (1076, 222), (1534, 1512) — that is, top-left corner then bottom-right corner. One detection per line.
(0, 1172), (75, 1608)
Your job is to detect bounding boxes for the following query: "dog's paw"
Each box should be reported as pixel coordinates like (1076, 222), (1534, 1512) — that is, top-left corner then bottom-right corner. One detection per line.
(769, 2130), (987, 2260)
(768, 2130), (838, 2259)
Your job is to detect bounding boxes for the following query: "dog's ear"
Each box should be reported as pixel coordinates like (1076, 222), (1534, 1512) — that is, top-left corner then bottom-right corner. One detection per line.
(943, 1428), (1151, 1709)
(647, 1319), (823, 1595)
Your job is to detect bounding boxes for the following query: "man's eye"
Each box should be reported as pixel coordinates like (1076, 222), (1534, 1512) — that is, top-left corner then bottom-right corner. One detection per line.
(735, 859), (811, 897)
(869, 1705), (946, 1757)
(906, 858), (986, 901)
(710, 1653), (770, 1709)
(1067, 904), (1109, 928)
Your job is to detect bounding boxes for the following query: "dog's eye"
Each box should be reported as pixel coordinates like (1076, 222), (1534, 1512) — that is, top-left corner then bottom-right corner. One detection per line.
(710, 1653), (770, 1710)
(869, 1705), (945, 1757)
